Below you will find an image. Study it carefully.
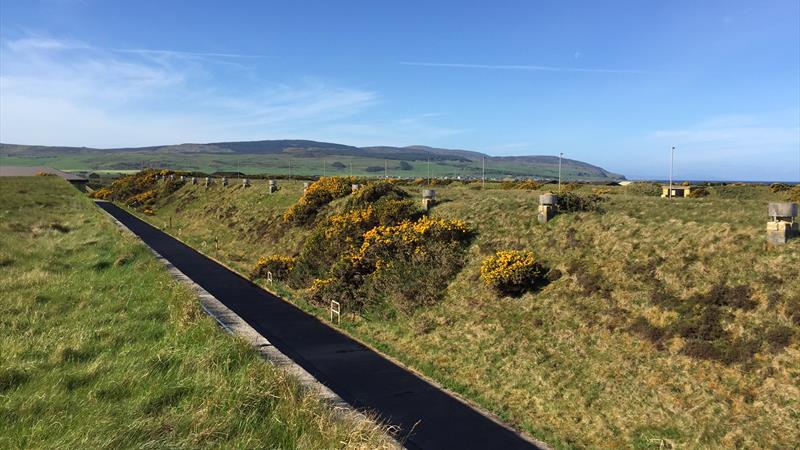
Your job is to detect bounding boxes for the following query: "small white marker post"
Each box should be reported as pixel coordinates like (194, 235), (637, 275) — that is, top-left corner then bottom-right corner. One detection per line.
(330, 300), (340, 324)
(266, 271), (273, 284)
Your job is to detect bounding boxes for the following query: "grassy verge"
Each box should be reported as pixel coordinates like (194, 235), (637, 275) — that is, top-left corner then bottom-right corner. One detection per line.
(0, 177), (393, 449)
(126, 178), (800, 448)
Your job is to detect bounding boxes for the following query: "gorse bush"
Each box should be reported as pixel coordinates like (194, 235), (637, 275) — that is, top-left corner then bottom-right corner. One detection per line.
(89, 187), (113, 200)
(88, 169), (184, 211)
(557, 192), (607, 212)
(770, 183), (791, 193)
(346, 182), (409, 207)
(308, 216), (473, 313)
(622, 182), (662, 197)
(480, 250), (544, 296)
(290, 183), (421, 285)
(687, 186), (709, 198)
(501, 180), (542, 190)
(283, 177), (354, 226)
(789, 185), (800, 202)
(252, 255), (295, 281)
(559, 182), (582, 193)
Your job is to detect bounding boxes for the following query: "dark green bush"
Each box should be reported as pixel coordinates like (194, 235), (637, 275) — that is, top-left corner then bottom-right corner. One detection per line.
(346, 182), (409, 208)
(622, 182), (662, 197)
(557, 192), (607, 213)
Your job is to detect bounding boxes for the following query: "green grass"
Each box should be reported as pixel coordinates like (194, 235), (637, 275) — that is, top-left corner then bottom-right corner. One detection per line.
(126, 179), (800, 448)
(0, 177), (394, 450)
(1, 152), (608, 180)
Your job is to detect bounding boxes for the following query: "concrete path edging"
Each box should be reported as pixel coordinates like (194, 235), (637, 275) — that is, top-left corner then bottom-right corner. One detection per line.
(96, 202), (384, 435)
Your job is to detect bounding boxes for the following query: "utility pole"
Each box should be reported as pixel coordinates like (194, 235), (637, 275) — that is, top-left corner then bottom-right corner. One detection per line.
(669, 146), (675, 199)
(558, 152), (563, 193)
(350, 159), (353, 177)
(289, 159), (292, 178)
(323, 159), (326, 177)
(482, 156), (486, 189)
(384, 159), (388, 179)
(427, 158), (431, 185)
(237, 159), (240, 179)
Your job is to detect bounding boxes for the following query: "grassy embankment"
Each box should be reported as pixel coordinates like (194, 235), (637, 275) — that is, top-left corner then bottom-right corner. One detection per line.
(1, 152), (603, 180)
(0, 177), (393, 449)
(131, 178), (799, 449)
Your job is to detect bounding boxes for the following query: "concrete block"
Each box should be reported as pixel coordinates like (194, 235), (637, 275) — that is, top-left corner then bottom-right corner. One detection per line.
(537, 204), (556, 224)
(539, 193), (558, 206)
(768, 202), (798, 220)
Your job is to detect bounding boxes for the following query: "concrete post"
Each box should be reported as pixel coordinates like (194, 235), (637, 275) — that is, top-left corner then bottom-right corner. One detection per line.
(222, 177), (228, 187)
(538, 193), (558, 224)
(767, 202), (798, 246)
(268, 180), (277, 194)
(242, 178), (250, 188)
(422, 189), (436, 210)
(191, 177), (197, 185)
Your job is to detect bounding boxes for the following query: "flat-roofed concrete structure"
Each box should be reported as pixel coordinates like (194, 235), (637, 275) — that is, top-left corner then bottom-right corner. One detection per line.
(661, 185), (694, 198)
(0, 166), (88, 190)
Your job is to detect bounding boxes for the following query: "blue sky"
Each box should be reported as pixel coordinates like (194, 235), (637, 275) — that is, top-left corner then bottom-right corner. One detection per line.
(1, 0), (798, 180)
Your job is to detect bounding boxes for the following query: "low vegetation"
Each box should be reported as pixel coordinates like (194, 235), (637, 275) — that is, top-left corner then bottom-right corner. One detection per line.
(480, 250), (545, 296)
(101, 173), (800, 449)
(0, 177), (393, 449)
(282, 176), (355, 225)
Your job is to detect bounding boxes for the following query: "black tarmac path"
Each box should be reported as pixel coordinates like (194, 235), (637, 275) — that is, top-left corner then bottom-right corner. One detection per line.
(96, 201), (542, 450)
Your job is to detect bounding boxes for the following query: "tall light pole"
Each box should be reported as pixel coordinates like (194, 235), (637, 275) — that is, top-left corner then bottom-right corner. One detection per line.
(427, 158), (431, 185)
(482, 156), (486, 189)
(669, 146), (675, 199)
(558, 152), (563, 193)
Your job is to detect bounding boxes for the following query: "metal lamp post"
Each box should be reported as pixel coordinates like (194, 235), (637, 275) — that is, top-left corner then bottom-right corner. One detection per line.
(669, 146), (675, 199)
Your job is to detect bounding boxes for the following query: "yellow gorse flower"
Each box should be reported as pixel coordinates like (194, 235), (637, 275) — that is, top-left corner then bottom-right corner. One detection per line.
(480, 250), (540, 288)
(283, 177), (355, 222)
(354, 216), (471, 263)
(324, 206), (375, 240)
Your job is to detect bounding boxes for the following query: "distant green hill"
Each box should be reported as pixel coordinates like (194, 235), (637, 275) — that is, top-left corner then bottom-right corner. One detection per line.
(0, 140), (624, 180)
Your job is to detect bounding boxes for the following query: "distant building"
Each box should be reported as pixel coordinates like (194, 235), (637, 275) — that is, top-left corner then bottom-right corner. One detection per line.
(661, 185), (693, 198)
(0, 166), (89, 190)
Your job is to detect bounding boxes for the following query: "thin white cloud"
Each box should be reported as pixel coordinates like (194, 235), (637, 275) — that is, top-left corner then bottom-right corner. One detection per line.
(111, 48), (267, 59)
(1, 35), (458, 148)
(399, 61), (644, 74)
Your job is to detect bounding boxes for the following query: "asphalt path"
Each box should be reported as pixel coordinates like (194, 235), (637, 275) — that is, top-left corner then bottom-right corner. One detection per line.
(96, 201), (541, 450)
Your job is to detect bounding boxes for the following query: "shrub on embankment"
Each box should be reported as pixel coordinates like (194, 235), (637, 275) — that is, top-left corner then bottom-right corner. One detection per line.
(278, 181), (473, 314)
(480, 250), (545, 297)
(89, 169), (184, 210)
(282, 176), (355, 226)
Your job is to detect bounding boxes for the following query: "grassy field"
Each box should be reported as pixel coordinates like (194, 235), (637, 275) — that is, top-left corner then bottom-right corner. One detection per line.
(0, 177), (394, 449)
(1, 152), (607, 181)
(128, 178), (800, 449)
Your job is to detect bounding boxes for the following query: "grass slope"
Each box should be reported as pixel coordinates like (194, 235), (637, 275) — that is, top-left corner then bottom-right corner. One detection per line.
(127, 179), (800, 449)
(0, 177), (393, 449)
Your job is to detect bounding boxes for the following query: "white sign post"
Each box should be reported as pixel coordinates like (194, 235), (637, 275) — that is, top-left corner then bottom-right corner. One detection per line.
(330, 300), (341, 324)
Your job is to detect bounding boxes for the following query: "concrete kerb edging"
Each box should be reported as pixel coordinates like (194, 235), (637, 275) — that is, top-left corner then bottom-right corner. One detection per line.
(94, 202), (396, 444)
